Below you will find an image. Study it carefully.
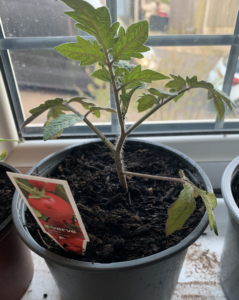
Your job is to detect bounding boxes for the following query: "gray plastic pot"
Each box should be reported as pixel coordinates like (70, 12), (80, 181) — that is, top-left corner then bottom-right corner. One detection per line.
(221, 156), (239, 300)
(0, 162), (34, 300)
(12, 139), (211, 300)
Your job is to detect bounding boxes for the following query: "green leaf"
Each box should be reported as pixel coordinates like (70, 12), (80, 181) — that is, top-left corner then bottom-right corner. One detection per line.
(197, 189), (218, 235)
(91, 66), (111, 82)
(148, 88), (177, 98)
(44, 106), (68, 139)
(166, 183), (196, 236)
(137, 94), (158, 112)
(20, 98), (66, 132)
(113, 62), (136, 89)
(47, 107), (66, 121)
(112, 21), (151, 61)
(62, 0), (120, 50)
(124, 65), (169, 88)
(165, 75), (234, 116)
(114, 67), (127, 77)
(165, 74), (187, 90)
(120, 85), (140, 115)
(29, 98), (64, 115)
(208, 91), (225, 122)
(55, 36), (106, 66)
(88, 106), (117, 114)
(67, 97), (100, 118)
(179, 169), (218, 235)
(186, 76), (213, 89)
(174, 93), (184, 103)
(212, 88), (234, 110)
(43, 114), (84, 141)
(0, 150), (7, 161)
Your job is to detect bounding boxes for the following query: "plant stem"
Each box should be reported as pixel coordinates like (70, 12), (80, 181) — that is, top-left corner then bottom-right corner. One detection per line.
(63, 103), (115, 153)
(107, 62), (125, 134)
(114, 150), (128, 192)
(125, 87), (191, 136)
(123, 171), (185, 185)
(104, 53), (128, 191)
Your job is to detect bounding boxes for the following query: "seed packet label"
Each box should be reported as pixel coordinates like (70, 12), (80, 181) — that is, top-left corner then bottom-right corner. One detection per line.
(7, 172), (89, 255)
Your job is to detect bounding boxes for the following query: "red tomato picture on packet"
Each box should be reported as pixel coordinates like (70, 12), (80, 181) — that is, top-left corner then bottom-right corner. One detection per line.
(7, 173), (89, 255)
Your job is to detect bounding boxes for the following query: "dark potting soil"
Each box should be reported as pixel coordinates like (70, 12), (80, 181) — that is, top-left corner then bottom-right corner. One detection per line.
(25, 141), (206, 263)
(0, 165), (16, 225)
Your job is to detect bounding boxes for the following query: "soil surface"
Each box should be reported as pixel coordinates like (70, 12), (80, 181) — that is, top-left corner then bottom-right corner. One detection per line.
(0, 165), (16, 225)
(26, 141), (206, 263)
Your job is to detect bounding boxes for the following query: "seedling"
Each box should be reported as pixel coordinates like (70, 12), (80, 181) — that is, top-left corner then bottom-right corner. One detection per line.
(22, 0), (235, 236)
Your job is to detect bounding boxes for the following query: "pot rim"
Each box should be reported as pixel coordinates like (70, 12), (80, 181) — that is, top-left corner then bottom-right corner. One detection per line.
(0, 162), (20, 233)
(12, 138), (210, 271)
(221, 156), (239, 222)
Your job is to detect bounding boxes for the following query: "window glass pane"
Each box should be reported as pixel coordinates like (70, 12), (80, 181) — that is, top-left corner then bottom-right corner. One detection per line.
(0, 0), (106, 37)
(9, 49), (110, 125)
(125, 46), (230, 123)
(121, 0), (239, 35)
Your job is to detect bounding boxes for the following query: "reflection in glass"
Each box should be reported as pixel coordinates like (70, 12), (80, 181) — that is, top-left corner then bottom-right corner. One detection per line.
(121, 0), (239, 35)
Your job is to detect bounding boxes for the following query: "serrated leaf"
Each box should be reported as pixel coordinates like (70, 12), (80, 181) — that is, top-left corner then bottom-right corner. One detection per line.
(112, 21), (151, 61)
(43, 114), (84, 141)
(137, 94), (158, 112)
(165, 74), (187, 90)
(67, 97), (100, 118)
(55, 37), (106, 66)
(62, 0), (120, 50)
(186, 75), (214, 90)
(0, 150), (7, 160)
(29, 98), (64, 115)
(148, 88), (177, 98)
(88, 106), (117, 114)
(91, 66), (111, 82)
(166, 183), (196, 236)
(124, 65), (169, 89)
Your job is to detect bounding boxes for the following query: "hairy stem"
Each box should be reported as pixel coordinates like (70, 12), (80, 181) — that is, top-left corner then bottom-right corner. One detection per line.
(63, 103), (115, 153)
(108, 62), (125, 134)
(104, 53), (128, 191)
(114, 150), (128, 192)
(125, 87), (191, 136)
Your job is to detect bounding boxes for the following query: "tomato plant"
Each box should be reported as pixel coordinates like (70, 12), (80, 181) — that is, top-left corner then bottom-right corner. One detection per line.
(28, 180), (57, 192)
